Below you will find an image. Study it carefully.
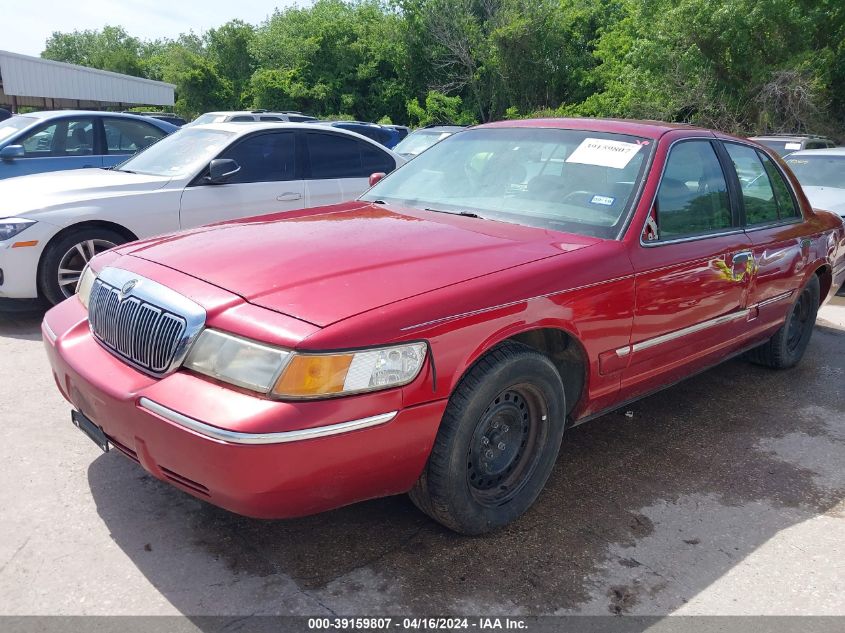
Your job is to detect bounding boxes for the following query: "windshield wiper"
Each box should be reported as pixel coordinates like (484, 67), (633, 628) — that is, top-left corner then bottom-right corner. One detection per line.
(424, 207), (483, 219)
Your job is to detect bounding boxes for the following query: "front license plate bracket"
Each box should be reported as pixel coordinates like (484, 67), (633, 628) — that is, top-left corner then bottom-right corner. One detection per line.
(71, 410), (110, 453)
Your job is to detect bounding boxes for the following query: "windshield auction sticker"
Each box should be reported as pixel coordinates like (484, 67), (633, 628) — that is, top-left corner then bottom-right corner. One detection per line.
(566, 138), (642, 169)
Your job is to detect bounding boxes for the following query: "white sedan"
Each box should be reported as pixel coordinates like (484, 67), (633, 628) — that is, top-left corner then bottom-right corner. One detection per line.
(0, 122), (404, 305)
(784, 148), (845, 217)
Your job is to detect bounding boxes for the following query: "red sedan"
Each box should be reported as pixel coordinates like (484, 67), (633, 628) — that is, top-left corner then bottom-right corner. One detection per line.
(42, 118), (845, 534)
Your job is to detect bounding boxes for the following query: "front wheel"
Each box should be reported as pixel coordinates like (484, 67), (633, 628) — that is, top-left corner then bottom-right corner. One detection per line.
(410, 342), (566, 535)
(746, 274), (820, 369)
(38, 228), (125, 305)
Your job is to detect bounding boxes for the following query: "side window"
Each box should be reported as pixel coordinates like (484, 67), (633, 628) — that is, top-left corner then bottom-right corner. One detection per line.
(103, 118), (166, 154)
(218, 132), (296, 183)
(19, 118), (95, 157)
(305, 133), (364, 178)
(759, 152), (800, 220)
(654, 140), (732, 240)
(724, 144), (780, 225)
(361, 142), (396, 174)
(259, 116), (282, 121)
(229, 115), (254, 122)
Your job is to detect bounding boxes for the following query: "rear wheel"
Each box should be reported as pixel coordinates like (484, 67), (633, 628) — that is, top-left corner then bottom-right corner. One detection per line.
(746, 275), (820, 369)
(38, 228), (125, 305)
(410, 342), (566, 535)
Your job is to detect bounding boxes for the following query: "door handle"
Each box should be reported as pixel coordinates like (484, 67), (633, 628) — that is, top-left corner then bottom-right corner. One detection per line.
(276, 192), (302, 202)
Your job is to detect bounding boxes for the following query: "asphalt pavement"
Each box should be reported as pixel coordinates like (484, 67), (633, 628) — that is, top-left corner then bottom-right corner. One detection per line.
(1, 297), (843, 618)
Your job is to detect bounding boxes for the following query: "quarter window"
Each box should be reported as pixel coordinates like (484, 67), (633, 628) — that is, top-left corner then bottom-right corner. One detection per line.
(305, 133), (395, 179)
(19, 118), (95, 157)
(654, 140), (732, 240)
(219, 132), (296, 183)
(104, 118), (166, 154)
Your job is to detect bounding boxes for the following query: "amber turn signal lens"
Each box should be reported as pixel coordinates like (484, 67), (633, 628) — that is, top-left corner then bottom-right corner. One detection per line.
(273, 354), (354, 397)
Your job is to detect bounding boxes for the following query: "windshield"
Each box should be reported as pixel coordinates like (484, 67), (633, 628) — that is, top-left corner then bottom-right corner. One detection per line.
(757, 139), (803, 156)
(393, 130), (455, 156)
(362, 127), (653, 238)
(117, 128), (234, 177)
(184, 113), (230, 127)
(785, 155), (845, 189)
(0, 115), (37, 143)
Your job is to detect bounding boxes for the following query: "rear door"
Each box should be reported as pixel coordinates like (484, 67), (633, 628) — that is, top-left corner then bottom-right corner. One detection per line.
(179, 130), (304, 229)
(302, 131), (397, 206)
(722, 141), (809, 328)
(622, 137), (754, 397)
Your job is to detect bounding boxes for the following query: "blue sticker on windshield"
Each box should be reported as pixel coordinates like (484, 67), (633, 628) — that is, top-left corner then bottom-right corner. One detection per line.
(590, 195), (615, 206)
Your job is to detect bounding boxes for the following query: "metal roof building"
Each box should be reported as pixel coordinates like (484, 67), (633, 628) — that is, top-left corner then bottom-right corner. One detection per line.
(0, 50), (175, 111)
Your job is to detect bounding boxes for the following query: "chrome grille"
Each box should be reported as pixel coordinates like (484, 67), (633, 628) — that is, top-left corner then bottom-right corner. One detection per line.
(86, 268), (206, 376)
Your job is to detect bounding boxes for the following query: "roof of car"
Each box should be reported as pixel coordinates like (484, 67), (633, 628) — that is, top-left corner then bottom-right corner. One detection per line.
(185, 121), (404, 152)
(478, 117), (702, 138)
(19, 109), (164, 120)
(784, 147), (845, 156)
(749, 134), (832, 141)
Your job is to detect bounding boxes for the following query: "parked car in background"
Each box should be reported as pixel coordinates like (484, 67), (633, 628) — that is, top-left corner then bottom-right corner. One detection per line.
(314, 121), (398, 147)
(784, 148), (845, 217)
(393, 124), (466, 159)
(124, 111), (188, 127)
(42, 118), (845, 534)
(749, 133), (836, 156)
(0, 122), (403, 305)
(0, 107), (11, 122)
(0, 110), (176, 180)
(185, 110), (317, 126)
(384, 124), (410, 142)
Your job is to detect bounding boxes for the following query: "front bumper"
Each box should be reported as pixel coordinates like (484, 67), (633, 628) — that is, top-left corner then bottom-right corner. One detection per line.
(43, 297), (446, 519)
(0, 221), (54, 299)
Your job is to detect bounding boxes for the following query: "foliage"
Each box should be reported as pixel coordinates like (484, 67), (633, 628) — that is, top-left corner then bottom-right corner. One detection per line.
(406, 90), (476, 126)
(37, 1), (845, 137)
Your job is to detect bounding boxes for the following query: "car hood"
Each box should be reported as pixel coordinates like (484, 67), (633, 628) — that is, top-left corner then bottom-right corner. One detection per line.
(802, 186), (845, 217)
(2, 169), (171, 216)
(124, 202), (597, 327)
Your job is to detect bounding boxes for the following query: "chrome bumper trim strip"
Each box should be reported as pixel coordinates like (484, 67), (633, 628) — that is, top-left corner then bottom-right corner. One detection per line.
(138, 397), (398, 445)
(42, 319), (57, 343)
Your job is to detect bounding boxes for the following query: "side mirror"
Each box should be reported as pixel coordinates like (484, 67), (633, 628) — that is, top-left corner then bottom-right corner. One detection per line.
(369, 172), (387, 187)
(206, 158), (241, 184)
(0, 145), (25, 161)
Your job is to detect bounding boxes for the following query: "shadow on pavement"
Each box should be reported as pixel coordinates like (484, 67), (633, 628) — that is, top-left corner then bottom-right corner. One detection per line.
(0, 308), (45, 342)
(86, 324), (845, 617)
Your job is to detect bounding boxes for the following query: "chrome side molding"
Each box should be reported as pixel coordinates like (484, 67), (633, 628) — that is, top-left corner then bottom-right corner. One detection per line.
(138, 397), (398, 444)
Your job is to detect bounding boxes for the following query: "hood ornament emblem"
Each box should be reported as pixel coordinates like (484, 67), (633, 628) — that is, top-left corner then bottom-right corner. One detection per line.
(119, 279), (139, 300)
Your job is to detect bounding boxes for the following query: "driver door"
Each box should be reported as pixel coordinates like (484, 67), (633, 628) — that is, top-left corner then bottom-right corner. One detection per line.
(179, 131), (305, 229)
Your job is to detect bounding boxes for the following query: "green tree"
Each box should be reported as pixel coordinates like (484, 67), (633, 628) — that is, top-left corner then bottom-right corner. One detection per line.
(206, 20), (256, 108)
(43, 26), (144, 76)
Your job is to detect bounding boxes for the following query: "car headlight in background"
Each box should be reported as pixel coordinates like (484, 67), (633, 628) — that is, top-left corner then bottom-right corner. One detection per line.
(183, 329), (427, 398)
(76, 265), (97, 310)
(0, 218), (36, 242)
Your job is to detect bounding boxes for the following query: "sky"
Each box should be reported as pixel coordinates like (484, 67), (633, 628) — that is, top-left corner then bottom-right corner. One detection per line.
(0, 0), (301, 57)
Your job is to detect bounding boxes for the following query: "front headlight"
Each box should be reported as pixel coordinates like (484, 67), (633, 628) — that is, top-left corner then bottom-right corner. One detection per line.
(183, 330), (292, 393)
(77, 265), (97, 309)
(183, 329), (427, 399)
(0, 218), (36, 242)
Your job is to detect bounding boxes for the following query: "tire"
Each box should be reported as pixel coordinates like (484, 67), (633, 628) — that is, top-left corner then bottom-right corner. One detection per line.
(410, 341), (566, 535)
(38, 228), (126, 305)
(746, 274), (820, 369)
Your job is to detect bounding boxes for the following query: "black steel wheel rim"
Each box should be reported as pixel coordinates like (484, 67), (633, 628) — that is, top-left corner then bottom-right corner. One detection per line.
(786, 288), (812, 353)
(466, 384), (548, 506)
